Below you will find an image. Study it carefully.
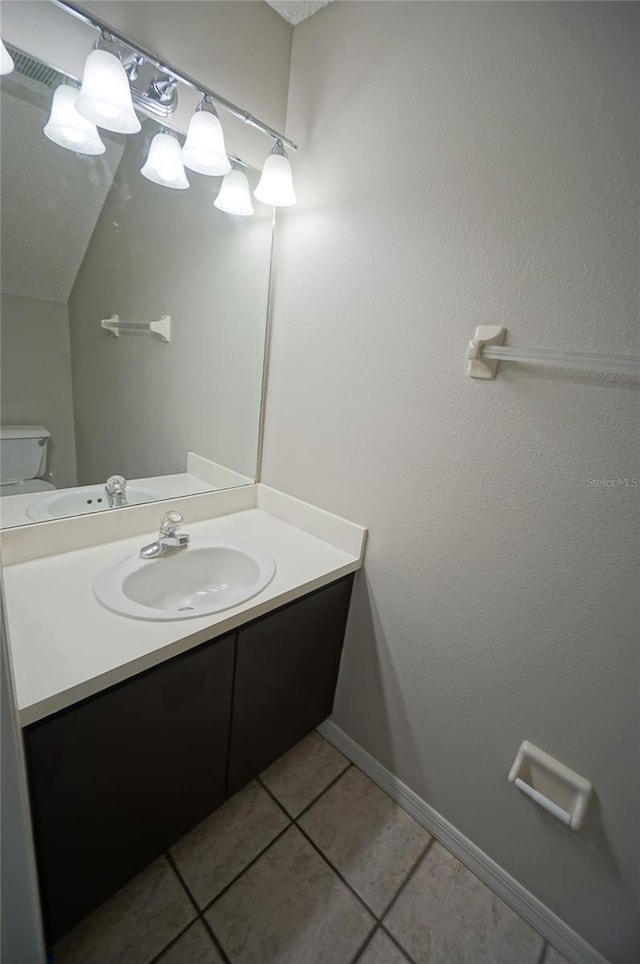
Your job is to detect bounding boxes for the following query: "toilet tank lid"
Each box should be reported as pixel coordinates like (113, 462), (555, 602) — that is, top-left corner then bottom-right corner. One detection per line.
(0, 425), (51, 440)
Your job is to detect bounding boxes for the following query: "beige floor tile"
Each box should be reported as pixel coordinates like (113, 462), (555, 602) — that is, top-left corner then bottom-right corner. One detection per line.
(171, 780), (289, 908)
(261, 730), (350, 817)
(53, 857), (196, 964)
(299, 766), (431, 915)
(206, 825), (374, 964)
(384, 842), (544, 964)
(155, 922), (224, 964)
(544, 946), (571, 964)
(358, 929), (411, 964)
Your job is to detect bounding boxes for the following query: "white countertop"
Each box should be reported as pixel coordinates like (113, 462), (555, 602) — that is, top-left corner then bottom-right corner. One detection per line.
(3, 494), (366, 726)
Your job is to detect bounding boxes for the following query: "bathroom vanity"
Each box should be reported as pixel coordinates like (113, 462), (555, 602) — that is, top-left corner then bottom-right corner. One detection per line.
(1, 484), (366, 943)
(25, 576), (353, 941)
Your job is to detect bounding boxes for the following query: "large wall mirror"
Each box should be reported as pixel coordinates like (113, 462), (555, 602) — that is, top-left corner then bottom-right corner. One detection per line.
(0, 42), (273, 528)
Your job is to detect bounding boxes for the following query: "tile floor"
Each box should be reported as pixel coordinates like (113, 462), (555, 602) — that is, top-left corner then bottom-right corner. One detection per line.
(52, 731), (571, 964)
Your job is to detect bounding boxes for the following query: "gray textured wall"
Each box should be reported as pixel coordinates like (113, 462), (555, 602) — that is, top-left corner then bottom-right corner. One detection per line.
(262, 3), (640, 961)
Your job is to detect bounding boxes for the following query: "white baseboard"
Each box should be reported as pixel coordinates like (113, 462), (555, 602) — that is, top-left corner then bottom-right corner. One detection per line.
(317, 720), (609, 964)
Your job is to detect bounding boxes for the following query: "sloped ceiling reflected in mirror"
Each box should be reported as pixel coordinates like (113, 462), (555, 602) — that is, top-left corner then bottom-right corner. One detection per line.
(1, 78), (124, 302)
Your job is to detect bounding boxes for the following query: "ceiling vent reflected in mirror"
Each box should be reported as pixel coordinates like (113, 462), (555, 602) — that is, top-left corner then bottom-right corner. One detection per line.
(3, 43), (55, 84)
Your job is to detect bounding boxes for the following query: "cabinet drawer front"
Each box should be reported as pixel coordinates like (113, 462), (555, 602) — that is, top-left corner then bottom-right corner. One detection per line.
(227, 576), (353, 794)
(24, 633), (235, 942)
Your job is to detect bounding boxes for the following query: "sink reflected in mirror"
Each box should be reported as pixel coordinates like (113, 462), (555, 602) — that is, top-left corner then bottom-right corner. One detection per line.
(93, 538), (276, 620)
(26, 484), (166, 522)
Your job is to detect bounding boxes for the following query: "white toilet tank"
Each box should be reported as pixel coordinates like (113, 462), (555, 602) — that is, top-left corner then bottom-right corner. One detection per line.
(0, 425), (52, 486)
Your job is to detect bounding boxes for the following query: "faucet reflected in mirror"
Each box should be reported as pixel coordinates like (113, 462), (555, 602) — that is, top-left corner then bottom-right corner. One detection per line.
(0, 45), (275, 528)
(104, 475), (128, 509)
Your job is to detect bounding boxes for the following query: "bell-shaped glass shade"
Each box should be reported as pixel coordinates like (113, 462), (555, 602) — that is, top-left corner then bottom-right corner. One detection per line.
(254, 151), (297, 207)
(75, 49), (141, 134)
(214, 169), (254, 216)
(44, 85), (106, 155)
(1, 39), (14, 76)
(182, 109), (231, 176)
(141, 132), (189, 189)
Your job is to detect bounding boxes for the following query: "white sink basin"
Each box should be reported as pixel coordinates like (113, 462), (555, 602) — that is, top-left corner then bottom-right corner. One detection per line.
(93, 538), (276, 620)
(27, 485), (165, 522)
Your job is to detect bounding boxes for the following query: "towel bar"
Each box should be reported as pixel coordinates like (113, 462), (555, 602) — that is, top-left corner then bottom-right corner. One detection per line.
(101, 314), (172, 343)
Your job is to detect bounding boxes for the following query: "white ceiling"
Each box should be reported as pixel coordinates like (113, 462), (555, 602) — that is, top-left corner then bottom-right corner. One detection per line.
(0, 90), (124, 303)
(265, 1), (333, 26)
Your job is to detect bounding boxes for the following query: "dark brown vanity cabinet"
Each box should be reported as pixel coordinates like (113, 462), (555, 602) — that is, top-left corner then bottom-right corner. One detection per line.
(23, 575), (354, 943)
(24, 632), (236, 943)
(227, 575), (355, 794)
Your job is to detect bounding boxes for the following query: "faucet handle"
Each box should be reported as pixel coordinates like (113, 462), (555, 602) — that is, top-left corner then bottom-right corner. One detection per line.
(160, 511), (183, 537)
(105, 474), (127, 494)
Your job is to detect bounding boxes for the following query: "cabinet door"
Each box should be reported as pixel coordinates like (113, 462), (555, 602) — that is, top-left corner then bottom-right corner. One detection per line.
(24, 633), (235, 943)
(227, 576), (353, 795)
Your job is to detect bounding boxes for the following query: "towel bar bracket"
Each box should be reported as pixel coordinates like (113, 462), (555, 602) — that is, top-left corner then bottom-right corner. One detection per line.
(467, 325), (507, 379)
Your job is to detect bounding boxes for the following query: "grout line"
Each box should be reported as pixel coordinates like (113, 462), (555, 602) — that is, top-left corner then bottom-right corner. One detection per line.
(165, 852), (233, 964)
(146, 919), (200, 964)
(348, 922), (380, 964)
(199, 910), (234, 964)
(259, 760), (435, 930)
(378, 836), (435, 925)
(199, 820), (292, 914)
(293, 820), (378, 921)
(285, 760), (353, 821)
(256, 762), (352, 821)
(214, 766), (432, 957)
(377, 838), (432, 920)
(165, 850), (202, 918)
(255, 775), (294, 819)
(380, 923), (421, 964)
(343, 752), (552, 961)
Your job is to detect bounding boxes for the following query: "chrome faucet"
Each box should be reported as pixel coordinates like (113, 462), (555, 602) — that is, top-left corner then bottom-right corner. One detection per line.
(105, 475), (128, 508)
(139, 511), (190, 559)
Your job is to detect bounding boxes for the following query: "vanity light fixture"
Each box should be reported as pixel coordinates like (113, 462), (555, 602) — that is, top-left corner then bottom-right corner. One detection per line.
(141, 131), (189, 190)
(44, 84), (106, 155)
(122, 53), (179, 119)
(254, 140), (297, 207)
(75, 47), (141, 134)
(214, 165), (254, 216)
(182, 97), (231, 177)
(31, 1), (299, 201)
(0, 39), (14, 75)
